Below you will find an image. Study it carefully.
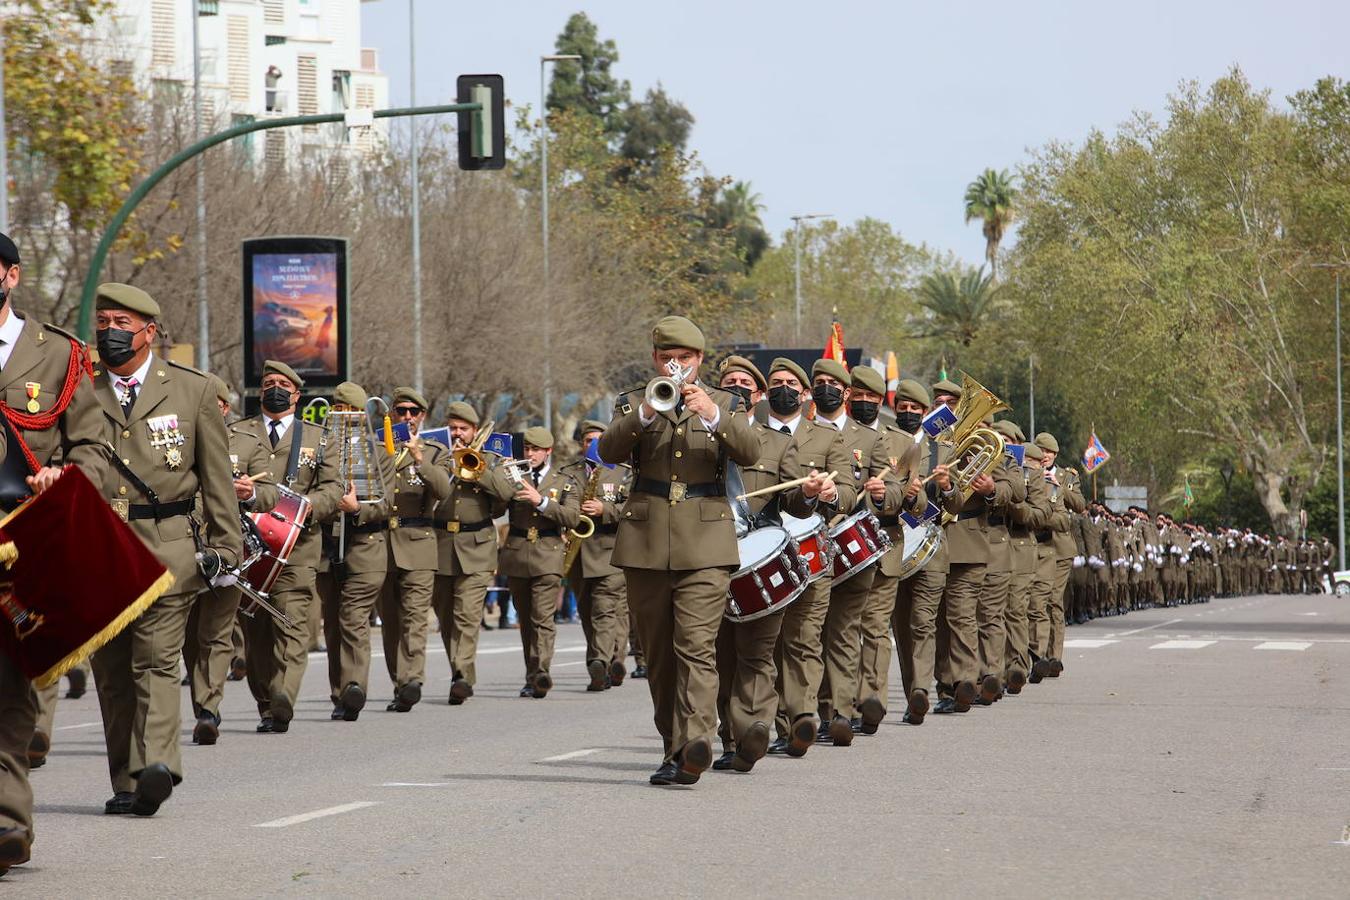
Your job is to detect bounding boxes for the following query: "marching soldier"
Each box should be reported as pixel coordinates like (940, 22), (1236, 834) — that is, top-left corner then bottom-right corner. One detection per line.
(1002, 434), (1051, 693)
(598, 316), (760, 785)
(318, 381), (393, 722)
(378, 388), (453, 712)
(760, 357), (850, 757)
(182, 374), (277, 745)
(90, 283), (241, 817)
(561, 419), (634, 693)
(1034, 432), (1084, 677)
(499, 426), (581, 699)
(233, 361), (342, 732)
(432, 401), (513, 705)
(0, 233), (108, 873)
(976, 423), (1027, 703)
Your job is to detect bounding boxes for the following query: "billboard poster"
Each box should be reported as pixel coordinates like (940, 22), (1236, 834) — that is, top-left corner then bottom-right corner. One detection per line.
(242, 236), (349, 389)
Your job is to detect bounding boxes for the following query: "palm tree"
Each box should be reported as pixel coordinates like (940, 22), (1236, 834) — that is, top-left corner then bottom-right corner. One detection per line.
(963, 168), (1017, 278)
(913, 266), (1001, 347)
(715, 180), (769, 269)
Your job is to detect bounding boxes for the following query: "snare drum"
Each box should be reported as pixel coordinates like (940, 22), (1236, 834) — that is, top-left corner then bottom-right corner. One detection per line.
(242, 485), (312, 596)
(781, 512), (834, 583)
(896, 521), (942, 580)
(829, 509), (893, 583)
(726, 527), (810, 622)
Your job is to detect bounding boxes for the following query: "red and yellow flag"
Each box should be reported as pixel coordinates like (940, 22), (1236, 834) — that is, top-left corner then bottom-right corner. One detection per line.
(884, 351), (898, 406)
(822, 314), (846, 367)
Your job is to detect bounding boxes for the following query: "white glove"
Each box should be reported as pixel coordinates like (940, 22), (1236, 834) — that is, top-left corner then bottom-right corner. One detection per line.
(1180, 555), (1189, 565)
(1133, 562), (1143, 573)
(1072, 555), (1085, 568)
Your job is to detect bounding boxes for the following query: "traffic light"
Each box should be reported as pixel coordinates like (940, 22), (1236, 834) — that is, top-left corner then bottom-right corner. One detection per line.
(457, 74), (505, 170)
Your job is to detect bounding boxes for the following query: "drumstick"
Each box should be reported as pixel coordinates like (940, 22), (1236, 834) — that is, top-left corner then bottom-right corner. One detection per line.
(244, 472), (274, 483)
(737, 470), (838, 502)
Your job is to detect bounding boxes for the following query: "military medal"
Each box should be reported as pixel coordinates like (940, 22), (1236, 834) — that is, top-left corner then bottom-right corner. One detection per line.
(148, 414), (186, 469)
(23, 382), (40, 414)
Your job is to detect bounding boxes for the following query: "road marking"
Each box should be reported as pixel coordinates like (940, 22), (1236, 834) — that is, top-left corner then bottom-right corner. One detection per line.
(379, 782), (451, 787)
(479, 644), (587, 656)
(54, 721), (100, 731)
(539, 748), (602, 763)
(1253, 641), (1312, 651)
(1063, 639), (1118, 649)
(254, 801), (379, 828)
(1109, 618), (1184, 638)
(1150, 640), (1216, 650)
(1297, 612), (1321, 616)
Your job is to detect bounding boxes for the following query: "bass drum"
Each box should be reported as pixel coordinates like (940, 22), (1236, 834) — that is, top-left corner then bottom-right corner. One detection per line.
(896, 521), (941, 580)
(726, 526), (809, 623)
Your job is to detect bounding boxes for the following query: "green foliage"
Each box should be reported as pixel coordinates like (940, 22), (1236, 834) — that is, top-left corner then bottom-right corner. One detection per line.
(546, 12), (631, 138)
(913, 266), (1001, 348)
(707, 181), (769, 271)
(963, 168), (1017, 276)
(619, 84), (694, 166)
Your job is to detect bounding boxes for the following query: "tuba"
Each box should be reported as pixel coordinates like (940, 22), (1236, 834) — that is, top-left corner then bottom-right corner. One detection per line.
(645, 361), (691, 413)
(451, 419), (496, 482)
(943, 374), (1009, 506)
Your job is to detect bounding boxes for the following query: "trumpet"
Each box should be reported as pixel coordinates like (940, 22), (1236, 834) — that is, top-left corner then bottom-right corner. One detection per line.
(498, 458), (534, 488)
(645, 361), (692, 413)
(451, 419), (496, 482)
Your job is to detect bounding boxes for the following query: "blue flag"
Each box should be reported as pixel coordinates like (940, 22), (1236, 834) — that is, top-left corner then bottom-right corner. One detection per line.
(901, 501), (942, 528)
(377, 420), (413, 445)
(1005, 443), (1025, 466)
(585, 440), (615, 469)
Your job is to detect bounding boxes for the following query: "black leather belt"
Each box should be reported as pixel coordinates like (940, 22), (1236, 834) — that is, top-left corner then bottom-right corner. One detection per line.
(348, 519), (387, 535)
(127, 498), (195, 521)
(633, 478), (724, 500)
(390, 516), (434, 529)
(955, 509), (984, 522)
(595, 523), (619, 535)
(435, 518), (493, 534)
(510, 526), (560, 540)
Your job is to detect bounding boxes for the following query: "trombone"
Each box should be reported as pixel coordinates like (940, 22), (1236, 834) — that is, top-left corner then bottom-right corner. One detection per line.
(451, 419), (496, 482)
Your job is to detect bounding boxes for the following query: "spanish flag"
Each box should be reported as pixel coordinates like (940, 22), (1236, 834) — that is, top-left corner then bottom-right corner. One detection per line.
(822, 312), (846, 367)
(884, 351), (899, 406)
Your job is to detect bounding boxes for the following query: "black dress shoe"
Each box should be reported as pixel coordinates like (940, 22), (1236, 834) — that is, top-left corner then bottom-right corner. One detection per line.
(674, 737), (712, 785)
(858, 696), (885, 734)
(766, 737), (790, 755)
(66, 667), (87, 699)
(330, 705), (345, 721)
(979, 674), (1001, 704)
(828, 715), (853, 746)
(227, 657), (246, 681)
(788, 716), (816, 757)
(850, 717), (865, 734)
(587, 659), (607, 692)
(131, 763), (173, 817)
(27, 730), (49, 769)
(531, 672), (553, 698)
(339, 683), (365, 721)
(257, 717), (276, 733)
(649, 761), (679, 785)
(271, 693), (294, 730)
(192, 714), (219, 745)
(449, 679), (473, 705)
(1006, 669), (1026, 694)
(712, 751), (737, 771)
(953, 681), (976, 712)
(104, 791), (135, 815)
(0, 827), (30, 869)
(1029, 659), (1050, 683)
(396, 681), (422, 709)
(180, 674), (190, 686)
(932, 698), (958, 715)
(632, 664), (648, 679)
(904, 689), (929, 725)
(608, 659), (626, 686)
(519, 684), (535, 698)
(1049, 659), (1064, 676)
(733, 722), (770, 772)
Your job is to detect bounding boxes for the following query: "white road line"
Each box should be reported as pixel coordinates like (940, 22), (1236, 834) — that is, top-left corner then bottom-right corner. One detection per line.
(1150, 640), (1216, 650)
(539, 748), (602, 763)
(254, 801), (379, 828)
(378, 782), (450, 787)
(1063, 639), (1118, 649)
(1109, 618), (1184, 638)
(479, 644), (587, 656)
(54, 721), (100, 731)
(1253, 641), (1312, 651)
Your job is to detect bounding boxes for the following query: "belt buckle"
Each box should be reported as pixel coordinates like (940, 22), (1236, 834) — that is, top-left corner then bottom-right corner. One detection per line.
(446, 521), (461, 534)
(526, 526), (539, 542)
(669, 482), (687, 503)
(389, 515), (400, 529)
(111, 499), (129, 522)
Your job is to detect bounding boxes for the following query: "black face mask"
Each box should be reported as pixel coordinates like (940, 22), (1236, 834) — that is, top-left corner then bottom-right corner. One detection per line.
(724, 385), (753, 411)
(767, 385), (801, 417)
(96, 325), (144, 368)
(849, 399), (879, 425)
(895, 410), (923, 434)
(812, 383), (844, 415)
(261, 386), (293, 414)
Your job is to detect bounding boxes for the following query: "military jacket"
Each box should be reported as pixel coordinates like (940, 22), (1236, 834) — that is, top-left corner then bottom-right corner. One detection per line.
(560, 456), (634, 579)
(384, 439), (453, 571)
(434, 452), (514, 577)
(498, 464), (581, 578)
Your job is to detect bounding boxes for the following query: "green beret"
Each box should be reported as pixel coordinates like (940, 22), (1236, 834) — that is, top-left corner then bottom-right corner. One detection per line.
(445, 401), (479, 426)
(96, 283), (160, 319)
(893, 378), (930, 407)
(1012, 423), (1027, 442)
(850, 366), (885, 396)
(931, 378), (962, 399)
(333, 381), (367, 409)
(393, 386), (429, 410)
(812, 358), (849, 384)
(651, 315), (705, 352)
(262, 359), (304, 389)
(717, 354), (767, 392)
(768, 357), (809, 388)
(1024, 442), (1045, 461)
(578, 418), (607, 436)
(0, 232), (19, 266)
(523, 425), (554, 449)
(207, 373), (232, 407)
(991, 420), (1019, 440)
(1035, 432), (1060, 453)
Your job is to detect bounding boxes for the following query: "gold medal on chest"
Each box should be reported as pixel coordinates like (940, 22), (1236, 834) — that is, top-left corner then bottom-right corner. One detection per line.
(148, 414), (186, 468)
(24, 382), (40, 414)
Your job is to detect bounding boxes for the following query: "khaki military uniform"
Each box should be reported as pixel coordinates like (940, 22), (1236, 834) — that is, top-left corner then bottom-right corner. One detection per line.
(498, 463), (581, 689)
(560, 457), (633, 685)
(232, 416), (341, 721)
(1003, 461), (1050, 683)
(432, 454), (513, 690)
(0, 316), (107, 844)
(1029, 473), (1072, 662)
(91, 354), (241, 793)
(598, 384), (760, 762)
(977, 456), (1027, 691)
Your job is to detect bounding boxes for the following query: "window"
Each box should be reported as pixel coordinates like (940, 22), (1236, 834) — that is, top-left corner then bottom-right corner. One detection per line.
(227, 16), (250, 103)
(151, 0), (176, 68)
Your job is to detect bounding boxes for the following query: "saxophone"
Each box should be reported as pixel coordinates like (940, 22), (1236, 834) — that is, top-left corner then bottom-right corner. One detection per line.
(562, 465), (601, 576)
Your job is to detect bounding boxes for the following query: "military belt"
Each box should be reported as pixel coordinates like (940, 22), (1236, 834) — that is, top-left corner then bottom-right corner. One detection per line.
(436, 518), (493, 534)
(633, 478), (724, 501)
(954, 509), (984, 522)
(510, 526), (559, 542)
(389, 516), (434, 529)
(348, 519), (387, 535)
(124, 497), (196, 522)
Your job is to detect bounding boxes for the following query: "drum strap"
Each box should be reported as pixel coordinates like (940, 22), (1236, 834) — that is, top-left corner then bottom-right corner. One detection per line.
(284, 419), (304, 486)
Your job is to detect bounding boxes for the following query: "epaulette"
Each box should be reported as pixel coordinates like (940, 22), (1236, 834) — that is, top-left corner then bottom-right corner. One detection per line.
(167, 359), (209, 379)
(40, 322), (87, 347)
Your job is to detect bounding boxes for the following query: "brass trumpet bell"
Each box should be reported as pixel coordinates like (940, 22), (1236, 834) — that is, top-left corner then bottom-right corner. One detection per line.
(451, 419), (495, 482)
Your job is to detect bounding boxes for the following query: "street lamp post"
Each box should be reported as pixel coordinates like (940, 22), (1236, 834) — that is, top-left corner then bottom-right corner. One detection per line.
(408, 0), (423, 395)
(539, 53), (580, 429)
(1313, 264), (1346, 572)
(192, 0), (210, 370)
(790, 214), (832, 346)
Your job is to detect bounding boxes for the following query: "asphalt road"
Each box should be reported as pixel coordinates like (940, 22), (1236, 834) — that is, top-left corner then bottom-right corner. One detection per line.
(9, 591), (1350, 897)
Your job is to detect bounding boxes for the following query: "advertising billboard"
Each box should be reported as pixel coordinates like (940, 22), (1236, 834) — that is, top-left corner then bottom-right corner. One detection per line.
(242, 236), (349, 389)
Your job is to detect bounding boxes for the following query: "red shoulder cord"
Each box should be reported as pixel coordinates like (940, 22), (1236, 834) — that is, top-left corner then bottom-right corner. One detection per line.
(0, 337), (93, 474)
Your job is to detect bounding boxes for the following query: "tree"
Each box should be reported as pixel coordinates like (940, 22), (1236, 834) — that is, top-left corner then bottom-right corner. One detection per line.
(545, 12), (630, 138)
(963, 168), (1017, 278)
(709, 180), (769, 271)
(619, 84), (694, 165)
(913, 266), (1001, 348)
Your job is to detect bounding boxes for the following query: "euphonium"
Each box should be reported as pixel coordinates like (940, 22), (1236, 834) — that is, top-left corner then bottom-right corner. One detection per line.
(645, 361), (691, 413)
(945, 374), (1010, 504)
(452, 419), (496, 482)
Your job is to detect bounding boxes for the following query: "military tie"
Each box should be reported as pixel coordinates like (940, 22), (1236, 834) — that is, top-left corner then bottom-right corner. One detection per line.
(118, 377), (139, 417)
(531, 470), (540, 488)
(779, 425), (791, 435)
(269, 420), (281, 449)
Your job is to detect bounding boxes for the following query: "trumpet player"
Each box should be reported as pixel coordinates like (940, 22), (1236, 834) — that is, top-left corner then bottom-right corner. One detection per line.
(233, 361), (342, 734)
(432, 401), (513, 706)
(499, 426), (581, 699)
(560, 419), (633, 693)
(378, 388), (453, 713)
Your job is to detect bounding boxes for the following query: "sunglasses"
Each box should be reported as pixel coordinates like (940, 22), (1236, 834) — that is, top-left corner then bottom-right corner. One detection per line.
(394, 405), (423, 417)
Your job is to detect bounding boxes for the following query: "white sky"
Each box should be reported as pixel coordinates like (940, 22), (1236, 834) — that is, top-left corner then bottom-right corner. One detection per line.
(362, 0), (1350, 267)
